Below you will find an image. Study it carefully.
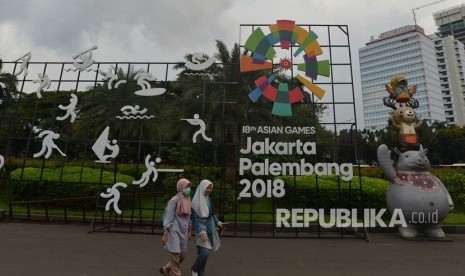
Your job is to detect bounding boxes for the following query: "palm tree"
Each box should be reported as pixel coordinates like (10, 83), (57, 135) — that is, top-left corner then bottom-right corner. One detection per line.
(68, 65), (169, 161)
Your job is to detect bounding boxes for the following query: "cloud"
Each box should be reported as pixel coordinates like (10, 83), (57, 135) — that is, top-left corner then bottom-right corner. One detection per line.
(1, 0), (464, 128)
(1, 0), (459, 62)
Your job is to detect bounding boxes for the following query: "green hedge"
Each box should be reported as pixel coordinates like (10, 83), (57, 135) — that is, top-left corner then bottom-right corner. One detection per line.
(433, 168), (465, 208)
(277, 175), (389, 210)
(7, 164), (465, 212)
(6, 158), (223, 184)
(277, 170), (465, 210)
(10, 166), (134, 202)
(7, 165), (228, 208)
(357, 166), (384, 179)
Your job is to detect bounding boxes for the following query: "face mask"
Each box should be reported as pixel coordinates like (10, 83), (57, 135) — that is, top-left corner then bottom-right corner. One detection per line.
(182, 187), (191, 196)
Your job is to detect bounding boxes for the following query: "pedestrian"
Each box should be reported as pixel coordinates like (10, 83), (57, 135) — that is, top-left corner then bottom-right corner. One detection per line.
(190, 179), (226, 276)
(160, 178), (192, 276)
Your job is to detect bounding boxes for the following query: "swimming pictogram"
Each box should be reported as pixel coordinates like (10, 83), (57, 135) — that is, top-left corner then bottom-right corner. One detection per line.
(116, 105), (154, 120)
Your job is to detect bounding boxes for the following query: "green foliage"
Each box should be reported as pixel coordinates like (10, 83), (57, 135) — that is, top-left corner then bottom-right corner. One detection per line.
(360, 177), (390, 209)
(3, 41), (465, 225)
(433, 168), (465, 208)
(357, 125), (465, 165)
(277, 175), (389, 210)
(10, 166), (133, 183)
(10, 166), (134, 202)
(0, 58), (19, 106)
(357, 166), (384, 179)
(161, 146), (202, 165)
(430, 126), (465, 164)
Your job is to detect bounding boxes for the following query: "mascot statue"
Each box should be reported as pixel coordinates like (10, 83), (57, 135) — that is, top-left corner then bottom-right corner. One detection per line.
(377, 144), (454, 238)
(389, 106), (422, 151)
(377, 75), (454, 238)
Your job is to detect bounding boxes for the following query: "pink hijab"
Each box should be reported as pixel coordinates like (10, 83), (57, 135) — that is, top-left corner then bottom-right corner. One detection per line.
(175, 178), (191, 215)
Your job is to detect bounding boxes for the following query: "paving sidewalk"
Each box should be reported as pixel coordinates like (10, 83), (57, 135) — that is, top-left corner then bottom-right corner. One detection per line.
(0, 222), (464, 276)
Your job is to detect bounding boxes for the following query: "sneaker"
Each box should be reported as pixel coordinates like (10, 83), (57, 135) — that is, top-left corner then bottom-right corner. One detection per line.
(191, 269), (198, 276)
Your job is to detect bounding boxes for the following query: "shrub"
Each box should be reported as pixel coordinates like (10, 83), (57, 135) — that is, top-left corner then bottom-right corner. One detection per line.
(433, 169), (465, 208)
(361, 177), (390, 209)
(10, 166), (134, 203)
(277, 175), (389, 210)
(7, 162), (228, 210)
(358, 166), (384, 179)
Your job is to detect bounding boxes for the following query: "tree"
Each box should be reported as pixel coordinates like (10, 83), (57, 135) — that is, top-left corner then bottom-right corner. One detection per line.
(0, 57), (19, 106)
(433, 125), (465, 164)
(70, 65), (176, 162)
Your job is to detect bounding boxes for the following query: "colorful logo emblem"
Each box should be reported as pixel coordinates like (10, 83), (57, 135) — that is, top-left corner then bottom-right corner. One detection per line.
(240, 20), (330, 116)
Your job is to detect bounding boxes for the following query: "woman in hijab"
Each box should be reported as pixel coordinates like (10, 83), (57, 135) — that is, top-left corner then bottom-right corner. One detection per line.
(160, 178), (192, 276)
(190, 179), (226, 276)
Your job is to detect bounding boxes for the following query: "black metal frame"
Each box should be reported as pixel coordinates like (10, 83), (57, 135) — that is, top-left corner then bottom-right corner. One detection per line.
(0, 23), (366, 240)
(235, 23), (365, 239)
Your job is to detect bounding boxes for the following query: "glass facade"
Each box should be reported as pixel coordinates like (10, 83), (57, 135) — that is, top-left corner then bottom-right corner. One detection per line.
(434, 5), (465, 45)
(432, 34), (465, 126)
(359, 25), (445, 130)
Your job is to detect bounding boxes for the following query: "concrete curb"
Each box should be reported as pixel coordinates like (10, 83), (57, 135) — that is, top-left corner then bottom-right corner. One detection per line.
(4, 212), (465, 234)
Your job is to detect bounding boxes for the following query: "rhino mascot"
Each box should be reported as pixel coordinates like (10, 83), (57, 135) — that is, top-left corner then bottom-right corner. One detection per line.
(377, 144), (454, 238)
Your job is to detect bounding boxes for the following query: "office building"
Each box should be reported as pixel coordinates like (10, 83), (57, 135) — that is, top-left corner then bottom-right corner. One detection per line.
(431, 34), (465, 126)
(434, 4), (465, 45)
(359, 25), (446, 130)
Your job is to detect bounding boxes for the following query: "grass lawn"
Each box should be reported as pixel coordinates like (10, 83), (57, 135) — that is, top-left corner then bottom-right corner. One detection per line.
(442, 208), (465, 225)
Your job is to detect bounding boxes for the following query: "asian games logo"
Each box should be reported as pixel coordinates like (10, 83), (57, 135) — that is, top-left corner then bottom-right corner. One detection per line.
(240, 20), (330, 116)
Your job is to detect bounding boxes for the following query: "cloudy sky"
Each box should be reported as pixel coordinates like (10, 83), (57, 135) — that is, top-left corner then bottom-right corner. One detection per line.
(1, 0), (463, 128)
